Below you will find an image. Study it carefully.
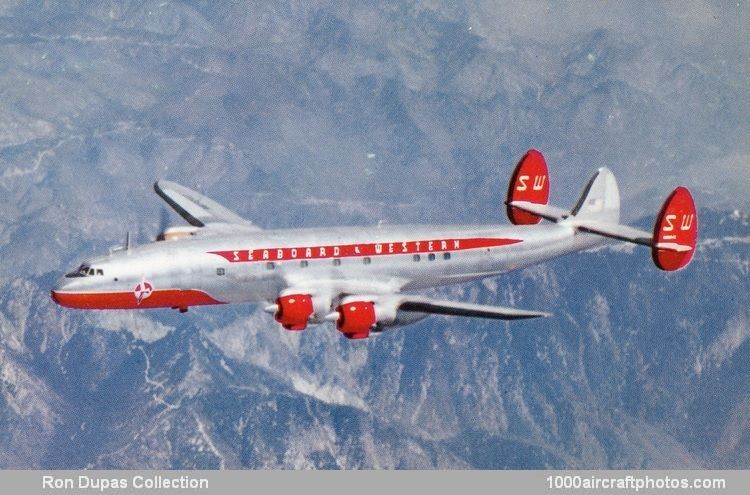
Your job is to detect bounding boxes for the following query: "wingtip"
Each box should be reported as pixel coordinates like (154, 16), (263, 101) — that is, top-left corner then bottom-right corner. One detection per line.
(530, 311), (553, 319)
(153, 179), (174, 197)
(515, 310), (552, 320)
(154, 179), (178, 191)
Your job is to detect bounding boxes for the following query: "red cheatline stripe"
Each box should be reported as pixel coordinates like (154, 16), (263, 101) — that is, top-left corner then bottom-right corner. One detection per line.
(51, 289), (224, 310)
(208, 237), (522, 263)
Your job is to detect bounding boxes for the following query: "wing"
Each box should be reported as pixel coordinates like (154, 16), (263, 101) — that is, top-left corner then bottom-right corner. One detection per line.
(266, 282), (549, 338)
(154, 180), (261, 231)
(398, 296), (550, 320)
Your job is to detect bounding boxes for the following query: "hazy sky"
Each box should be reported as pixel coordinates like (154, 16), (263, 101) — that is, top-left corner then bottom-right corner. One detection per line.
(0, 1), (747, 259)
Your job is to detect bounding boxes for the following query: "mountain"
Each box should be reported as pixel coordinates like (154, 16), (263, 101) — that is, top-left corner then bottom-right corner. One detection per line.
(1, 209), (748, 468)
(0, 1), (748, 468)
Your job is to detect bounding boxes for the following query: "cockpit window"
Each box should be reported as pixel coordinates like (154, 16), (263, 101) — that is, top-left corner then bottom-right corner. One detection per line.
(65, 264), (88, 278)
(65, 264), (104, 278)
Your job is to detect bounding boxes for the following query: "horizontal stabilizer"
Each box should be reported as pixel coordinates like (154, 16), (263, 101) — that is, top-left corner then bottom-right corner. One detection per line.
(506, 201), (569, 222)
(568, 219), (653, 246)
(509, 205), (697, 253)
(399, 296), (550, 320)
(653, 242), (693, 253)
(502, 151), (697, 271)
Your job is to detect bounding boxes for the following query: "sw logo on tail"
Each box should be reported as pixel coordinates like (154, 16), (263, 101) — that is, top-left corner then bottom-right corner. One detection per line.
(51, 150), (697, 339)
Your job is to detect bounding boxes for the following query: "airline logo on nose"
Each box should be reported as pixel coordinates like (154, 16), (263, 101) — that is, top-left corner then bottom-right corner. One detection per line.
(134, 281), (153, 305)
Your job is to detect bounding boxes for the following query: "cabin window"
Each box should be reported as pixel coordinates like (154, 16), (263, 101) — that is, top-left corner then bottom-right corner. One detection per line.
(216, 268), (225, 276)
(413, 254), (421, 262)
(443, 252), (451, 260)
(363, 257), (371, 265)
(333, 258), (341, 266)
(300, 260), (308, 268)
(428, 253), (436, 261)
(266, 262), (275, 270)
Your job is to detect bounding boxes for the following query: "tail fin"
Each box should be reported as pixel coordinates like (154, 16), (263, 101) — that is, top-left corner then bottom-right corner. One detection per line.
(506, 149), (550, 225)
(652, 186), (697, 271)
(570, 168), (620, 224)
(503, 150), (697, 271)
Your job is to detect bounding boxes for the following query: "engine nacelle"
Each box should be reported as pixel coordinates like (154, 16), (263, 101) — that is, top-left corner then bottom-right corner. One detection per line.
(336, 300), (376, 339)
(275, 294), (314, 330)
(335, 296), (429, 339)
(156, 226), (199, 241)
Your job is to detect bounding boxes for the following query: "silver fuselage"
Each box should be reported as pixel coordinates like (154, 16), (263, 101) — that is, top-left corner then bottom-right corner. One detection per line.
(53, 223), (603, 310)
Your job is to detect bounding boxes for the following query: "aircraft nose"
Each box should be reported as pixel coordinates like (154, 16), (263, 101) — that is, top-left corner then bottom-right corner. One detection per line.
(50, 278), (73, 305)
(52, 277), (71, 292)
(50, 289), (61, 305)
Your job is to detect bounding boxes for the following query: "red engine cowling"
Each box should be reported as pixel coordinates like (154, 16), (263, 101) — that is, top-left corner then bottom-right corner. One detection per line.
(275, 294), (314, 330)
(336, 301), (376, 339)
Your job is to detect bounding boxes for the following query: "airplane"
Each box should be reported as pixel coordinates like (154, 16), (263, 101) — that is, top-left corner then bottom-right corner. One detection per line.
(50, 150), (698, 339)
